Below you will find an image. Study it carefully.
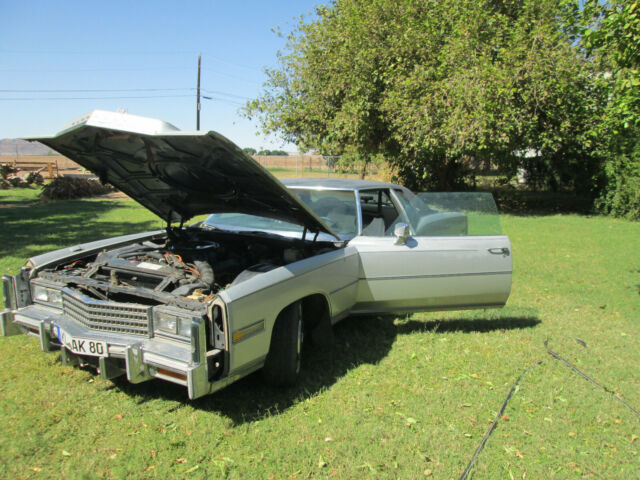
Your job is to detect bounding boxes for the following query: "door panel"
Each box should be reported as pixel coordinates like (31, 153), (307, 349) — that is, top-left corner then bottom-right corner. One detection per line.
(350, 235), (512, 314)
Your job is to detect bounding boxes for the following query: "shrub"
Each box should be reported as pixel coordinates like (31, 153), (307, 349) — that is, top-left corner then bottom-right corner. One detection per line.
(40, 177), (113, 201)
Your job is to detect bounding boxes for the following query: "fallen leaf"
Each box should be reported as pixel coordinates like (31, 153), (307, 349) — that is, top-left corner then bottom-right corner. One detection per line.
(176, 458), (188, 464)
(185, 465), (199, 473)
(501, 415), (510, 421)
(631, 435), (638, 443)
(470, 373), (480, 379)
(568, 432), (577, 437)
(145, 466), (155, 472)
(61, 450), (71, 457)
(116, 414), (123, 420)
(424, 469), (433, 476)
(325, 437), (333, 442)
(318, 457), (327, 468)
(30, 467), (41, 473)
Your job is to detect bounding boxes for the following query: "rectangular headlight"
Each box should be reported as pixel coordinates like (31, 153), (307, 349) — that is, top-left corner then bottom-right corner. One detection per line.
(154, 311), (179, 335)
(153, 311), (193, 340)
(31, 284), (62, 306)
(177, 318), (192, 338)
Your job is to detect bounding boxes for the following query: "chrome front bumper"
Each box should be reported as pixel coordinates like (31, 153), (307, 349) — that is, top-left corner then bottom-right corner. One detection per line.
(1, 303), (219, 399)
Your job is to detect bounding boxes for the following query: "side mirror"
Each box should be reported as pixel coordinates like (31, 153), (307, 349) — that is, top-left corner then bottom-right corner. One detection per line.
(394, 222), (410, 245)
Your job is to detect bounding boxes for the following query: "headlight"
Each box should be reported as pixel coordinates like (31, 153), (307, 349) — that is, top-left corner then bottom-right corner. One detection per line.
(153, 310), (192, 339)
(177, 318), (192, 337)
(31, 284), (63, 306)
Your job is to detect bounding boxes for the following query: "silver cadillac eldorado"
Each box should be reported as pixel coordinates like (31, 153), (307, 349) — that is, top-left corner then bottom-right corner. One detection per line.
(1, 110), (512, 399)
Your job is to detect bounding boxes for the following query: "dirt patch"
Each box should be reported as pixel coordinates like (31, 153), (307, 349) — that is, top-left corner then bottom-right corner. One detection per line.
(94, 191), (130, 200)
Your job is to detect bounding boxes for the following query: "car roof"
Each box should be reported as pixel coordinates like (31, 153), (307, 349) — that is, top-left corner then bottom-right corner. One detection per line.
(281, 177), (403, 191)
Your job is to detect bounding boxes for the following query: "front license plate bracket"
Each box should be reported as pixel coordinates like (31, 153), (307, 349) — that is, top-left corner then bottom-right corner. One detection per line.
(55, 326), (108, 357)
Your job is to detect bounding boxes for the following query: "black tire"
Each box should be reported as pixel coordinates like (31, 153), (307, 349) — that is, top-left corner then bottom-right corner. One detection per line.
(262, 302), (303, 387)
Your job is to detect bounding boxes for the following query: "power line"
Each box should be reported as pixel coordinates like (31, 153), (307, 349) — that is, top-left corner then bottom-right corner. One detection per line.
(0, 66), (194, 73)
(201, 88), (250, 100)
(0, 95), (246, 105)
(202, 96), (245, 106)
(0, 88), (194, 93)
(0, 87), (251, 101)
(0, 94), (195, 101)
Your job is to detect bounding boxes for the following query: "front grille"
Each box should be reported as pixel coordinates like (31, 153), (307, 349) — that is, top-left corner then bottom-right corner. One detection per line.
(62, 288), (150, 336)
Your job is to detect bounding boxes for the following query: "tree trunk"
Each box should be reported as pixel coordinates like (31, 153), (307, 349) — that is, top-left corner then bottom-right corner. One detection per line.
(360, 157), (369, 180)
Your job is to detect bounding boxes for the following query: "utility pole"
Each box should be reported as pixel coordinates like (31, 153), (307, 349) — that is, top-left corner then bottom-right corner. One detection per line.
(196, 54), (201, 130)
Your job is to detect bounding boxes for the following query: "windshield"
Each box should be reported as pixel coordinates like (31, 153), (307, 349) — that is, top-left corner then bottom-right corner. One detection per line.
(203, 188), (358, 239)
(203, 213), (303, 233)
(288, 188), (358, 237)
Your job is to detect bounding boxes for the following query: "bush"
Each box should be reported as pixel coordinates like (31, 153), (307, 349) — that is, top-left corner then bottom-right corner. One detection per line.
(40, 177), (113, 201)
(597, 145), (640, 220)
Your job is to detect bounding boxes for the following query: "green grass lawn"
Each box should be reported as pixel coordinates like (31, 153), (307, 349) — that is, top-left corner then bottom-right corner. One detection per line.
(0, 188), (638, 479)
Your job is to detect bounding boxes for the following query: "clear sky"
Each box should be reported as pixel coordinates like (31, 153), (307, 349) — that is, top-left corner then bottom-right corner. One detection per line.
(0, 0), (323, 151)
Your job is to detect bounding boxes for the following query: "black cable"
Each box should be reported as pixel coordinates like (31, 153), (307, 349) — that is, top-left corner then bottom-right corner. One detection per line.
(0, 88), (194, 93)
(459, 359), (543, 480)
(544, 339), (640, 420)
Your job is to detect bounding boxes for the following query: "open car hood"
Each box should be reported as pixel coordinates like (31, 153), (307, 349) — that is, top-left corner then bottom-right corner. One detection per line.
(28, 110), (338, 239)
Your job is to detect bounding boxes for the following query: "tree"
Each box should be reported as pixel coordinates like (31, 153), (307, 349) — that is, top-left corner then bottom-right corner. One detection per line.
(242, 147), (257, 156)
(245, 0), (599, 192)
(582, 0), (640, 219)
(256, 149), (289, 156)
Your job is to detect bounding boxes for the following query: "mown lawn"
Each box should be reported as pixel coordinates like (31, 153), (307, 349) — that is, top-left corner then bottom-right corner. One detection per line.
(0, 188), (638, 479)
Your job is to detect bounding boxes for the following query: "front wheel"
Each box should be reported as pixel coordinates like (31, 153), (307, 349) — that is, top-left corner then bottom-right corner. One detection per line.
(262, 302), (303, 386)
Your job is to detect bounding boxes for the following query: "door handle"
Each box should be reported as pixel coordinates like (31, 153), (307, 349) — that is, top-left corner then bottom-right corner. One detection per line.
(488, 247), (510, 256)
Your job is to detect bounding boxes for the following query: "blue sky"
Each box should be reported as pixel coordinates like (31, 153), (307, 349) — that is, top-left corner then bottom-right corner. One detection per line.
(0, 0), (323, 150)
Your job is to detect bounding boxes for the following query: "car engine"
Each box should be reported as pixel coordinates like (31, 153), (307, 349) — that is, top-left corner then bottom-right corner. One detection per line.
(33, 227), (336, 311)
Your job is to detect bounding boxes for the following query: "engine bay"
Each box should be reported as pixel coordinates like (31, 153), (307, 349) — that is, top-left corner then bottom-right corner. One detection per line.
(35, 227), (338, 310)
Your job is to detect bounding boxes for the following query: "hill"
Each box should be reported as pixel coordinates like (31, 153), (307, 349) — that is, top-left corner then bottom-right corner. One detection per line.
(0, 139), (56, 156)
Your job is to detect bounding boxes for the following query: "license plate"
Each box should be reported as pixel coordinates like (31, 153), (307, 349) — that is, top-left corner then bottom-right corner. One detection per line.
(55, 326), (108, 357)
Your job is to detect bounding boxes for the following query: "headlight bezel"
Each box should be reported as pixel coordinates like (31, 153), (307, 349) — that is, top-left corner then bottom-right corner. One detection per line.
(153, 307), (196, 341)
(30, 281), (63, 307)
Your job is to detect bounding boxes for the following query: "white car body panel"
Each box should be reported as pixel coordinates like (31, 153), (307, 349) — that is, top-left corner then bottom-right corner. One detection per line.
(351, 235), (512, 313)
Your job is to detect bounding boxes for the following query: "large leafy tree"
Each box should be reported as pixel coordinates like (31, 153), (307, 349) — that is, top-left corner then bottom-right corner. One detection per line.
(582, 0), (640, 218)
(245, 0), (601, 192)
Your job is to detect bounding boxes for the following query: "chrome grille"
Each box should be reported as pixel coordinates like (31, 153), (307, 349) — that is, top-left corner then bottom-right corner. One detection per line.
(62, 288), (150, 336)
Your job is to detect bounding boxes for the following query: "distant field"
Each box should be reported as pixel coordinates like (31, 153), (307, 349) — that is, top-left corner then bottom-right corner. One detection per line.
(1, 155), (380, 181)
(0, 188), (638, 479)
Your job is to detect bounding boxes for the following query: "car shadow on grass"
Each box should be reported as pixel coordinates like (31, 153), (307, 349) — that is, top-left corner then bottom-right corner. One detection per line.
(394, 315), (541, 335)
(110, 314), (540, 424)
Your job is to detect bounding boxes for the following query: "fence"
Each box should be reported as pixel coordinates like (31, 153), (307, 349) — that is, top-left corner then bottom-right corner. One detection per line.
(253, 155), (379, 176)
(1, 154), (379, 179)
(0, 155), (61, 179)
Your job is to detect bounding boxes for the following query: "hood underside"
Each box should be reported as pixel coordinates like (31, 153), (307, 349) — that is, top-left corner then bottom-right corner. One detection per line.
(28, 110), (337, 238)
